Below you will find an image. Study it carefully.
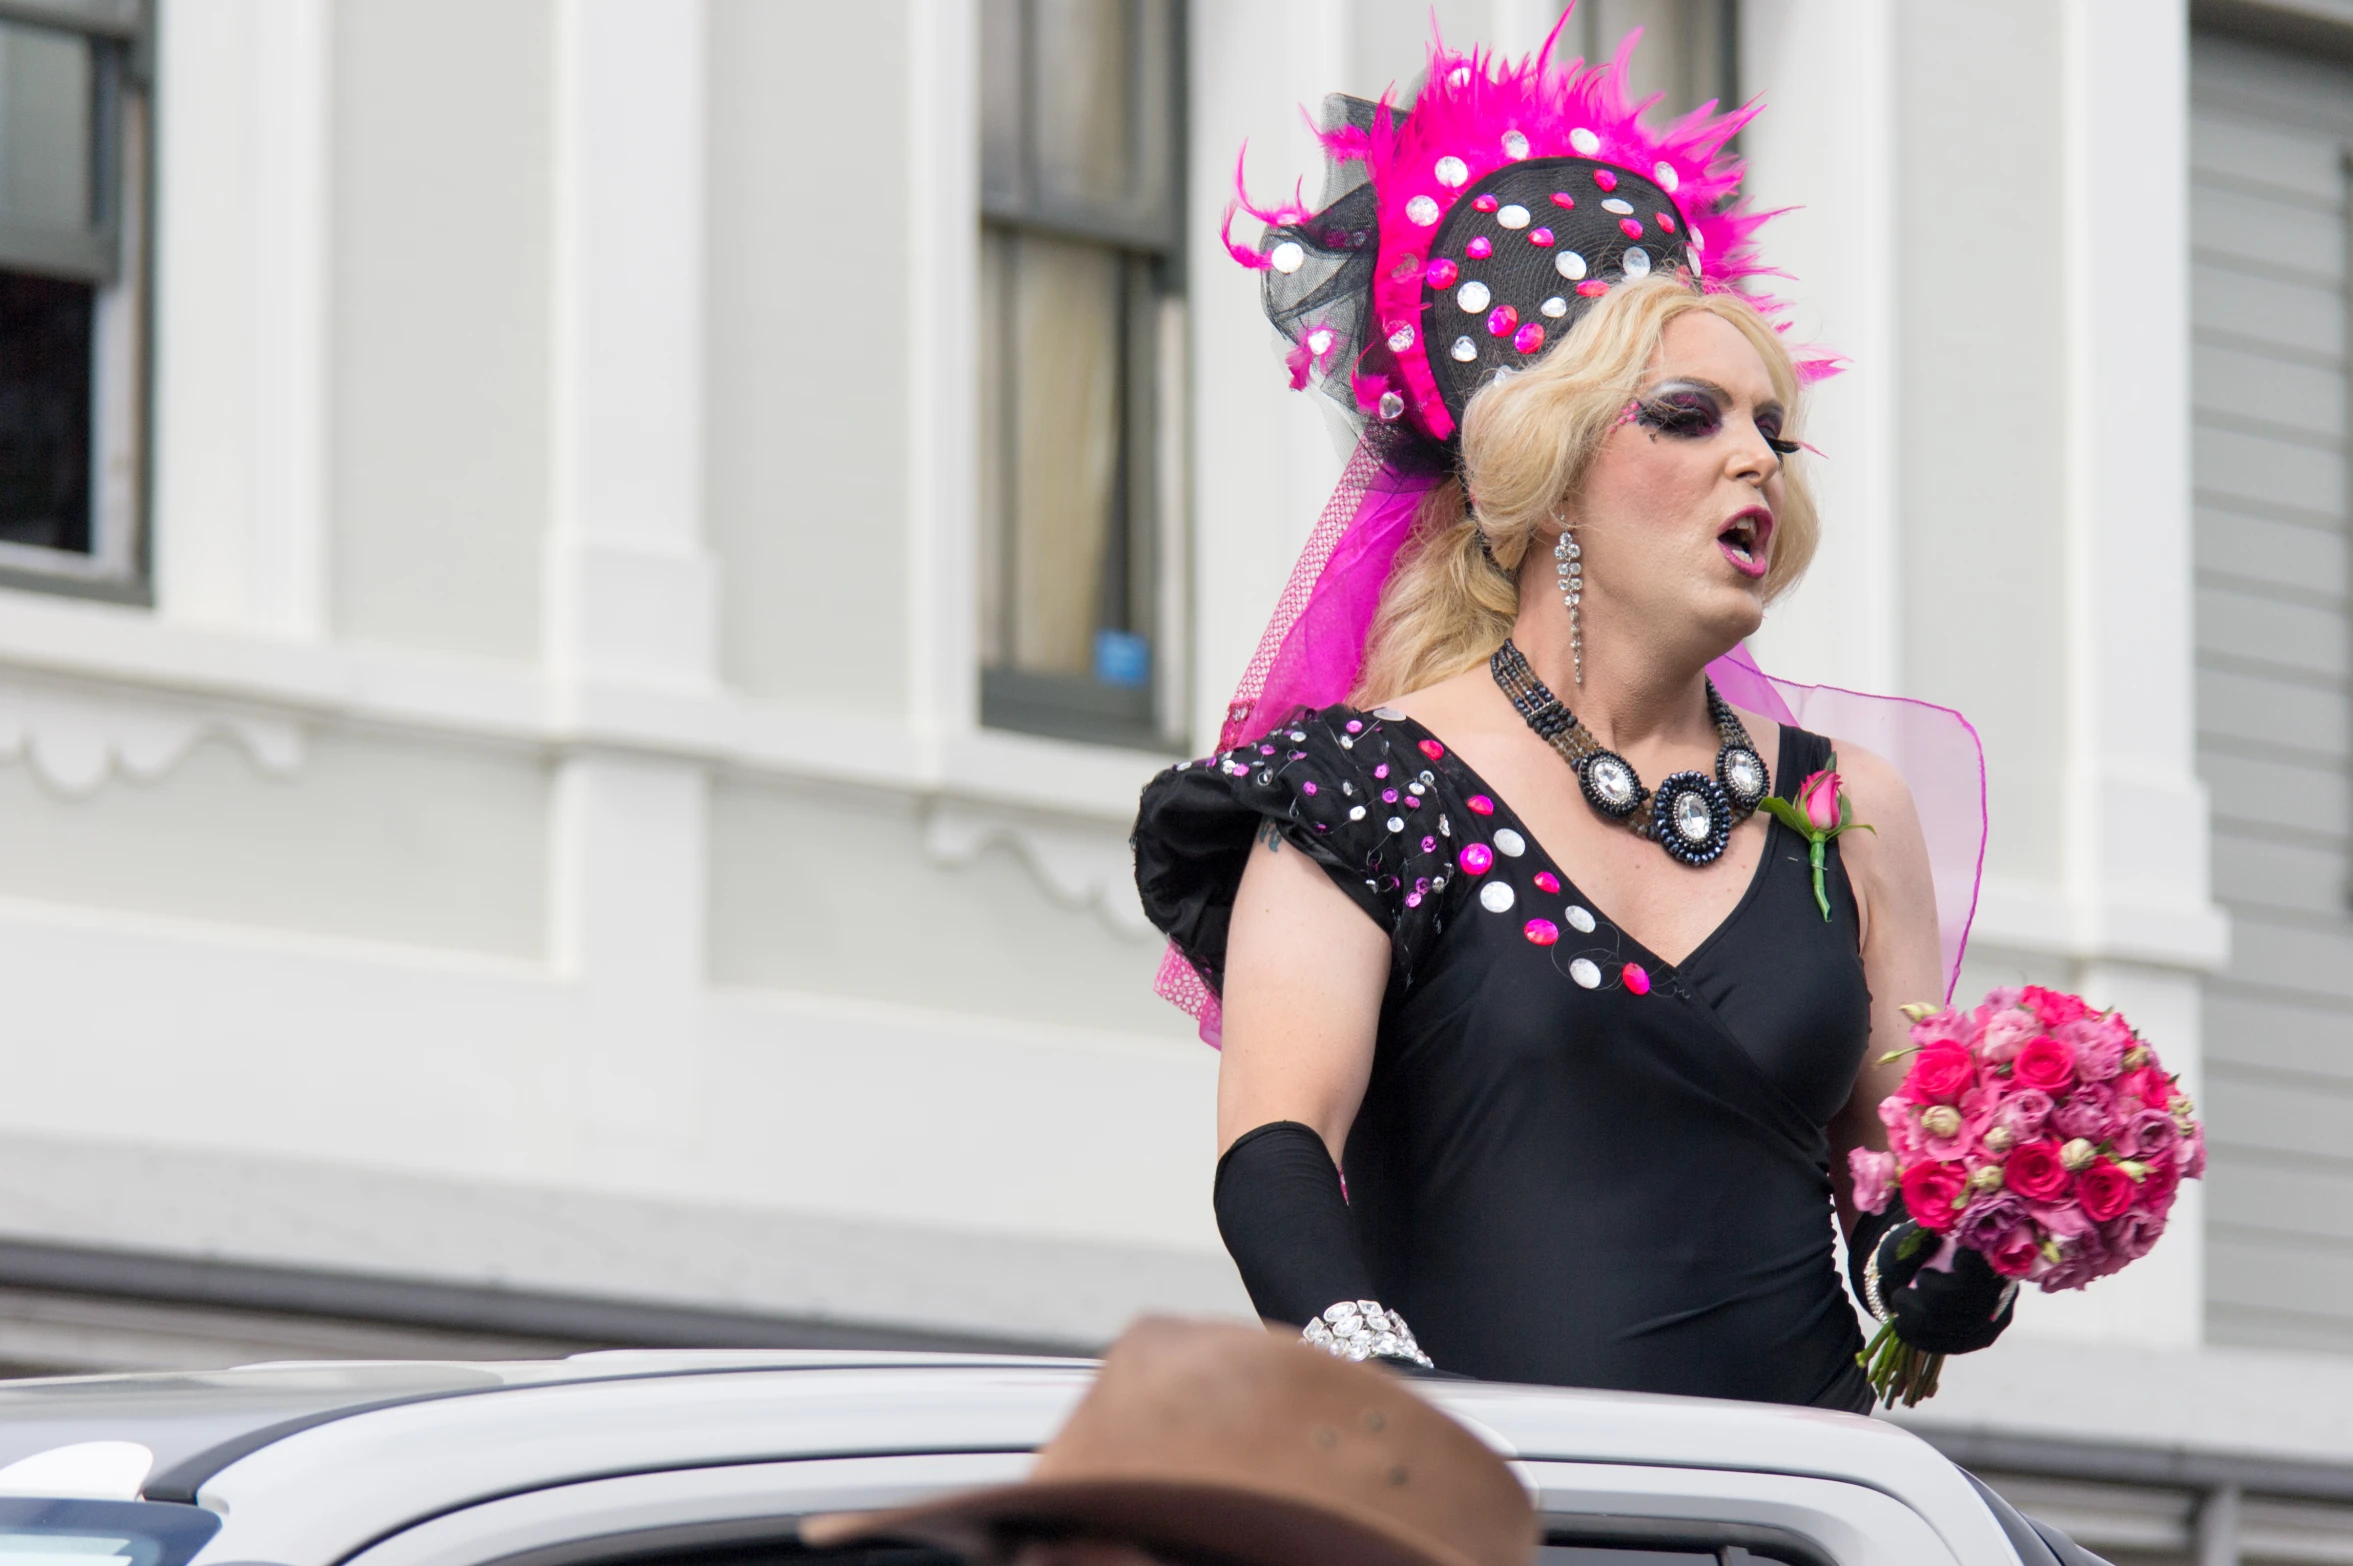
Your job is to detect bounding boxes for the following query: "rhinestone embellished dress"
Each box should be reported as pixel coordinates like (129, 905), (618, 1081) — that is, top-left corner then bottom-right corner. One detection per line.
(1134, 704), (1875, 1411)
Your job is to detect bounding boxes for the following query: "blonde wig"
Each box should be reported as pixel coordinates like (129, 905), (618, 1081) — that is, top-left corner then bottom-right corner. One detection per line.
(1351, 277), (1820, 706)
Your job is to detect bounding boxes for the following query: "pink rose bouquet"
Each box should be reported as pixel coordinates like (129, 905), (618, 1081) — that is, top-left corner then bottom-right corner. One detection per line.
(1847, 985), (2205, 1405)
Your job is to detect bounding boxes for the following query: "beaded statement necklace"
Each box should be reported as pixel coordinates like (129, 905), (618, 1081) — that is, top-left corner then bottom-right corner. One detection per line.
(1489, 639), (1770, 866)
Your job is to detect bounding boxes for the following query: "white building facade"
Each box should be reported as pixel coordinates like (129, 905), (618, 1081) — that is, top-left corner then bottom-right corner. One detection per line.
(0, 0), (2343, 1558)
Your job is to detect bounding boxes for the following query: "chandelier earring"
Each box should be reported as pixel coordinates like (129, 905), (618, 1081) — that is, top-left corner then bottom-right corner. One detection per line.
(1552, 514), (1583, 685)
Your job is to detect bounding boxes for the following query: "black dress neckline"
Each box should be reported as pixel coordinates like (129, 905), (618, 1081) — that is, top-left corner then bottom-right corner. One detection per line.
(1367, 709), (1802, 983)
(1131, 704), (1878, 1408)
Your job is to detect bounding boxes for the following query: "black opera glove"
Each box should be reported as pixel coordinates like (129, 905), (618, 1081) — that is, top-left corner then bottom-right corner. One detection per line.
(1848, 1205), (2018, 1356)
(1213, 1121), (1433, 1369)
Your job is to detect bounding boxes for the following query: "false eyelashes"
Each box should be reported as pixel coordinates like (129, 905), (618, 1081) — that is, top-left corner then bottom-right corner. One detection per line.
(1634, 389), (1722, 439)
(1632, 384), (1801, 456)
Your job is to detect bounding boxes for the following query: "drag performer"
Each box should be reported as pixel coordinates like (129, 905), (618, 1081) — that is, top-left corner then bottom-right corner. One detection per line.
(1131, 22), (2009, 1410)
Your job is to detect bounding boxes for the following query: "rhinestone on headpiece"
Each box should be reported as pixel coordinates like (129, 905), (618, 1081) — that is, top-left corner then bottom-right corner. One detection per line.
(1228, 19), (1793, 447)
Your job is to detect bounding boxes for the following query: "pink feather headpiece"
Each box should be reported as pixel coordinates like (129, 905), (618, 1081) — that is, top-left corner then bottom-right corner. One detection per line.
(1222, 16), (1821, 442)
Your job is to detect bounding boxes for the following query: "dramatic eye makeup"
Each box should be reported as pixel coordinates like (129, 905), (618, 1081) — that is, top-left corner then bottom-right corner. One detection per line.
(1632, 378), (1800, 456)
(1754, 408), (1801, 457)
(1632, 383), (1723, 439)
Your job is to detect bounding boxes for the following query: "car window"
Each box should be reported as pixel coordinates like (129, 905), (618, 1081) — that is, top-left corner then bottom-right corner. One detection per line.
(479, 1525), (961, 1566)
(635, 1549), (953, 1566)
(0, 1500), (219, 1566)
(508, 1537), (1732, 1566)
(534, 1540), (1761, 1566)
(486, 1526), (1810, 1566)
(1541, 1518), (1828, 1566)
(1542, 1547), (1801, 1564)
(1959, 1471), (2116, 1566)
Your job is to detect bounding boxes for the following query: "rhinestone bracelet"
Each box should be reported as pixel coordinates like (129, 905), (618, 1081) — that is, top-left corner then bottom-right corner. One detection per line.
(1861, 1229), (2021, 1327)
(1301, 1299), (1435, 1368)
(1862, 1238), (1892, 1324)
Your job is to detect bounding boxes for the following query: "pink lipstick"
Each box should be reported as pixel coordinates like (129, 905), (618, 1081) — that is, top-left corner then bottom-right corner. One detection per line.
(1718, 506), (1772, 580)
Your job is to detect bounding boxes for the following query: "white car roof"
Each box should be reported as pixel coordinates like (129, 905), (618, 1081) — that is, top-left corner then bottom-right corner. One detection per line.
(0, 1352), (2022, 1565)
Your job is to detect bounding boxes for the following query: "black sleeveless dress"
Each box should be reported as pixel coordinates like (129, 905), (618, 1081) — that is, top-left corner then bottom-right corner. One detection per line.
(1133, 702), (1876, 1412)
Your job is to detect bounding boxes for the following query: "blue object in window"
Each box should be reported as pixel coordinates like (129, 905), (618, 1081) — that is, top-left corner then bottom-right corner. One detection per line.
(1094, 629), (1151, 689)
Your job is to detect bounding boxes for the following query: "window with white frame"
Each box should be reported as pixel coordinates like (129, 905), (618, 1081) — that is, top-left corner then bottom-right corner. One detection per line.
(0, 0), (148, 601)
(977, 0), (1184, 752)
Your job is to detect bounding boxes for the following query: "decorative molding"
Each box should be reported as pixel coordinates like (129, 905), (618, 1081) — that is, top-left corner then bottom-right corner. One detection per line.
(923, 798), (1155, 937)
(0, 589), (1165, 822)
(0, 680), (303, 798)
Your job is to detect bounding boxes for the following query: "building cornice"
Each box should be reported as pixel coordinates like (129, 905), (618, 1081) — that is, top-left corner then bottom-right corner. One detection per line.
(0, 586), (1167, 824)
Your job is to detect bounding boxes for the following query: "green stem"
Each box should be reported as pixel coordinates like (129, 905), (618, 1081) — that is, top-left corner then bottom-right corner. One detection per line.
(1810, 836), (1830, 920)
(1856, 1321), (1949, 1409)
(1911, 1351), (1947, 1407)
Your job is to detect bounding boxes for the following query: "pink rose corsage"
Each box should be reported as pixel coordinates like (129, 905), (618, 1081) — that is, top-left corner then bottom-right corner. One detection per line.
(1756, 755), (1873, 920)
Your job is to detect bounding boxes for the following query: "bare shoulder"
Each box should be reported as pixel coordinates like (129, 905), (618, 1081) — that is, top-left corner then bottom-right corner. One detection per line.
(1381, 663), (1512, 738)
(1819, 737), (1941, 989)
(1825, 739), (1923, 839)
(1819, 738), (1932, 918)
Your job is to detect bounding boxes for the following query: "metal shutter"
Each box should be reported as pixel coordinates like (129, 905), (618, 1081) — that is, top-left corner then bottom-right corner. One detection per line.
(2192, 30), (2353, 1352)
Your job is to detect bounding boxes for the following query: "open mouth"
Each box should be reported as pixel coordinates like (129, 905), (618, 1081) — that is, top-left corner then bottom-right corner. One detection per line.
(1718, 508), (1773, 580)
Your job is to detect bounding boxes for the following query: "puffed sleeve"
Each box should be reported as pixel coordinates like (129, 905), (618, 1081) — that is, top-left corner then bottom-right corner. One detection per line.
(1131, 705), (1454, 999)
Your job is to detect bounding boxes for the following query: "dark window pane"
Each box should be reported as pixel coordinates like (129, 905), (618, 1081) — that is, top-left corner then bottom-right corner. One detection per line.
(0, 20), (95, 231)
(0, 267), (92, 553)
(987, 0), (1177, 242)
(1031, 0), (1137, 212)
(979, 0), (1023, 208)
(1000, 229), (1123, 678)
(1124, 0), (1178, 222)
(1574, 0), (1737, 115)
(977, 0), (1180, 748)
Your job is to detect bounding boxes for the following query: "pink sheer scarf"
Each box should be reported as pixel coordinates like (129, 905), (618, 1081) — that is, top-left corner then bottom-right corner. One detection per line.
(1157, 438), (1987, 1044)
(1705, 646), (1987, 997)
(1213, 435), (1444, 758)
